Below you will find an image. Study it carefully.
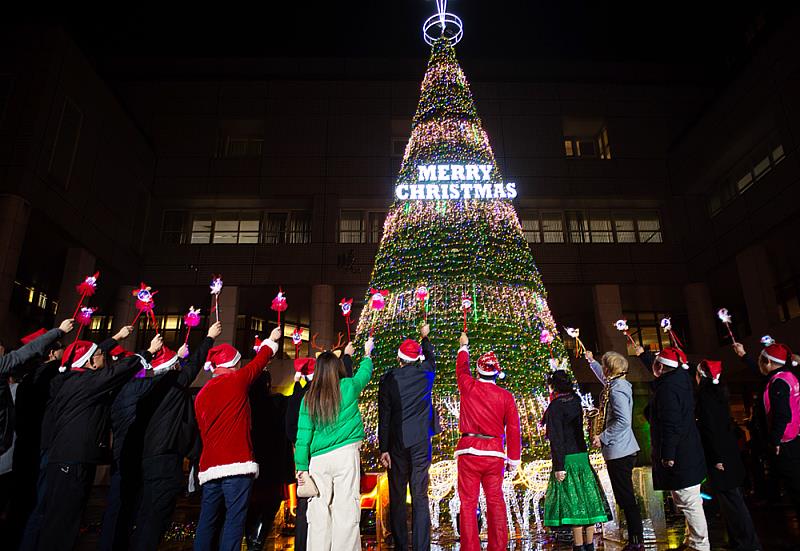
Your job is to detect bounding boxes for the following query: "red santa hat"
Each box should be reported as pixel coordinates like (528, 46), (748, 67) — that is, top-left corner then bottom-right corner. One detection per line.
(20, 328), (47, 345)
(204, 343), (241, 372)
(151, 346), (180, 374)
(60, 340), (98, 372)
(655, 346), (689, 370)
(110, 345), (134, 361)
(294, 357), (316, 381)
(697, 359), (723, 384)
(397, 339), (424, 363)
(760, 343), (798, 366)
(477, 351), (505, 379)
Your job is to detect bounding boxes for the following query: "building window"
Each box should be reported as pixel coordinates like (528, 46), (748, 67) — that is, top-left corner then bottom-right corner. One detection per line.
(776, 277), (800, 322)
(48, 97), (83, 189)
(85, 316), (114, 343)
(212, 214), (260, 244)
(181, 211), (310, 245)
(623, 312), (689, 355)
(339, 211), (386, 244)
(520, 212), (565, 243)
(563, 117), (611, 160)
(190, 217), (213, 244)
(287, 212), (312, 244)
(161, 211), (188, 244)
(224, 136), (263, 157)
(709, 138), (786, 215)
(12, 281), (58, 314)
(563, 211), (661, 244)
(264, 212), (312, 244)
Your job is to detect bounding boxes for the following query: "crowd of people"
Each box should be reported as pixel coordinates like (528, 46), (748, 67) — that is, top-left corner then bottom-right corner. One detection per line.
(0, 307), (797, 551)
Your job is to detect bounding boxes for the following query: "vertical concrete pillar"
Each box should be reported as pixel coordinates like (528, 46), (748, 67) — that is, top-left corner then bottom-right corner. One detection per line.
(0, 195), (30, 337)
(736, 244), (779, 336)
(683, 282), (718, 354)
(311, 284), (335, 346)
(592, 284), (627, 354)
(112, 284), (139, 339)
(55, 248), (96, 323)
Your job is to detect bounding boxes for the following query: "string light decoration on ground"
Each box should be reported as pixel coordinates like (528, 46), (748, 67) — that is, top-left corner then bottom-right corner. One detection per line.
(353, 29), (570, 467)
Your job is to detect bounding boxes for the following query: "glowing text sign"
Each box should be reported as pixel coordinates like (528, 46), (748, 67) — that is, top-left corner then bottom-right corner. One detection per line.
(395, 164), (518, 200)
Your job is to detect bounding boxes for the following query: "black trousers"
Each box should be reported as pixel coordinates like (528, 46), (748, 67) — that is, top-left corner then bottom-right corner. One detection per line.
(37, 462), (96, 551)
(129, 454), (185, 551)
(295, 496), (308, 551)
(98, 458), (141, 551)
(606, 454), (644, 542)
(715, 487), (761, 551)
(773, 449), (800, 515)
(388, 439), (432, 551)
(245, 480), (284, 549)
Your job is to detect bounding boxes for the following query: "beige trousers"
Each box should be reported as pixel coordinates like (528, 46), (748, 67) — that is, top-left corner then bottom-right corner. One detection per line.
(306, 442), (362, 551)
(671, 484), (710, 551)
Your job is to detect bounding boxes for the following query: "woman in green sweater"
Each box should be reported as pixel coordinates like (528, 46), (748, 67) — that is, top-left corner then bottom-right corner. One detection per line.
(295, 337), (374, 551)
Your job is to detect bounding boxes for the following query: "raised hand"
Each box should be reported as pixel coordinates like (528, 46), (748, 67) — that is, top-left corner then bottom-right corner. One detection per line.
(148, 334), (164, 355)
(268, 326), (282, 343)
(59, 319), (76, 334)
(420, 323), (430, 338)
(635, 345), (645, 356)
(178, 344), (189, 359)
(459, 332), (469, 347)
(585, 351), (594, 361)
(364, 338), (375, 357)
(344, 342), (355, 356)
(207, 321), (222, 340)
(733, 343), (746, 358)
(114, 325), (134, 341)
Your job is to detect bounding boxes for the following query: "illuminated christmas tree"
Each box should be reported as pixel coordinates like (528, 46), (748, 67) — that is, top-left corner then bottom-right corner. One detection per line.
(354, 20), (569, 469)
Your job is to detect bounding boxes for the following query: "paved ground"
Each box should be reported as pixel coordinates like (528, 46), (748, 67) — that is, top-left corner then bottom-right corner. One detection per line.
(71, 486), (798, 550)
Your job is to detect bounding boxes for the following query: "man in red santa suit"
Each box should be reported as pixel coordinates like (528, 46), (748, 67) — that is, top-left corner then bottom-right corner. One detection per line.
(455, 332), (521, 551)
(193, 325), (282, 551)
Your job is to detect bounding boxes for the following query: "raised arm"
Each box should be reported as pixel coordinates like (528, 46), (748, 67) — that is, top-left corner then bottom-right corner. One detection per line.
(351, 338), (375, 394)
(585, 351), (606, 385)
(419, 324), (435, 373)
(0, 320), (73, 375)
(98, 325), (135, 356)
(456, 332), (473, 393)
(733, 343), (759, 376)
(237, 326), (281, 387)
(90, 334), (162, 396)
(178, 322), (222, 387)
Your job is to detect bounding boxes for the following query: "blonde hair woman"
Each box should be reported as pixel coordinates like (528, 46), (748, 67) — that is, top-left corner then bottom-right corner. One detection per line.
(587, 350), (643, 550)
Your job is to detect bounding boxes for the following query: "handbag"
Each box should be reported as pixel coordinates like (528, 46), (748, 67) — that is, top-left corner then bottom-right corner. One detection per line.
(296, 472), (319, 498)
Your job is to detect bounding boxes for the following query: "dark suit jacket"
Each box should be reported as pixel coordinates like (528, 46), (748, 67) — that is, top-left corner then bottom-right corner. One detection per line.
(378, 337), (438, 452)
(695, 382), (745, 490)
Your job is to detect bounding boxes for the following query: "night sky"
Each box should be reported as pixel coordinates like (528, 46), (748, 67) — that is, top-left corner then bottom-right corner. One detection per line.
(14, 1), (796, 80)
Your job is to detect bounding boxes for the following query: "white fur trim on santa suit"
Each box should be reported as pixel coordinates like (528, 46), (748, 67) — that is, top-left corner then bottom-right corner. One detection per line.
(458, 345), (469, 353)
(454, 448), (509, 461)
(198, 461), (259, 485)
(477, 367), (499, 376)
(477, 378), (497, 384)
(507, 458), (521, 466)
(256, 338), (279, 355)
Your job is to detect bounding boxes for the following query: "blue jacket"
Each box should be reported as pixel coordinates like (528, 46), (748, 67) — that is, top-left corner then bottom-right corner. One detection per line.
(589, 359), (639, 460)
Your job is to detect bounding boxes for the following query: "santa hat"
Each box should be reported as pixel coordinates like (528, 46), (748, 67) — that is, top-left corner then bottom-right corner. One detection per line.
(294, 357), (316, 381)
(477, 351), (505, 379)
(151, 346), (180, 374)
(761, 343), (798, 367)
(110, 345), (134, 361)
(655, 346), (689, 370)
(204, 343), (241, 371)
(697, 359), (723, 384)
(397, 339), (424, 363)
(60, 340), (98, 372)
(21, 328), (47, 345)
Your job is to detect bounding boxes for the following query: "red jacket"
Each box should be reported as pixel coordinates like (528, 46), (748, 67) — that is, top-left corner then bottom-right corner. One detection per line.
(455, 348), (521, 465)
(195, 340), (277, 484)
